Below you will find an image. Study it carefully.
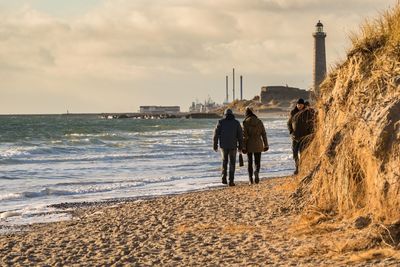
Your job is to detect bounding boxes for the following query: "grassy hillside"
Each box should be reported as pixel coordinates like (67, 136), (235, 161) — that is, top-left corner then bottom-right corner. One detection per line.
(298, 3), (400, 232)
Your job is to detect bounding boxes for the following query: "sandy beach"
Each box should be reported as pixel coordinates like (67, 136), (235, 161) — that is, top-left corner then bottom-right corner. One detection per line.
(0, 176), (398, 266)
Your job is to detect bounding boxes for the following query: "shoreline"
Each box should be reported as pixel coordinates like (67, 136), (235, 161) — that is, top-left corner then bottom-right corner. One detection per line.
(0, 179), (250, 233)
(49, 184), (228, 210)
(0, 183), (226, 233)
(0, 178), (280, 233)
(1, 176), (398, 266)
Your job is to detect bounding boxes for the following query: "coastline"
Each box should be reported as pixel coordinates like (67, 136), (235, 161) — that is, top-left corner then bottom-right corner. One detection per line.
(1, 176), (398, 266)
(0, 114), (293, 228)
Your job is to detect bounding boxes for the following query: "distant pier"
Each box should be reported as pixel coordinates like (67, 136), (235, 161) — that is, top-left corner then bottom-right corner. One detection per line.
(100, 112), (223, 120)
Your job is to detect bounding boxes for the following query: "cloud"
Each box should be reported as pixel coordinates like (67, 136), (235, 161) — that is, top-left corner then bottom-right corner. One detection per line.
(0, 0), (397, 113)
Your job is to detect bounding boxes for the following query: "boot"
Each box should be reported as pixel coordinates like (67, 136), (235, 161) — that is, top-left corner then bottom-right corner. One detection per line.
(254, 172), (259, 184)
(294, 160), (299, 175)
(249, 177), (254, 185)
(229, 173), (235, 186)
(222, 175), (227, 185)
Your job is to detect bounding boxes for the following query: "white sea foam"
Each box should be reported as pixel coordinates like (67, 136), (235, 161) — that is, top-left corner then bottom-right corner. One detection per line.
(65, 133), (118, 137)
(0, 211), (22, 219)
(0, 209), (72, 229)
(0, 147), (33, 158)
(0, 193), (22, 201)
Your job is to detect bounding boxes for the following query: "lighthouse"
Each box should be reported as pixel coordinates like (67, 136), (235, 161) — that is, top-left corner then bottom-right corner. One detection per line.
(313, 20), (327, 97)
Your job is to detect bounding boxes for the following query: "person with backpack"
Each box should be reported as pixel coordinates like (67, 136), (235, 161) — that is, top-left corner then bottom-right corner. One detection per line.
(242, 107), (269, 184)
(213, 109), (243, 186)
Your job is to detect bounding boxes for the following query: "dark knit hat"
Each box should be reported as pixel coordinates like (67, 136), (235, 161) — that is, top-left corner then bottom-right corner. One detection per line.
(297, 98), (305, 104)
(224, 108), (233, 116)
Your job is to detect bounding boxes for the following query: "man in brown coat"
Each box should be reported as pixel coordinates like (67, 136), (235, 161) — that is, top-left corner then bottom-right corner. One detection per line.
(242, 107), (269, 184)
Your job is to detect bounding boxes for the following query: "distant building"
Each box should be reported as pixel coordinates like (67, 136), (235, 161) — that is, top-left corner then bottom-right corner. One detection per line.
(189, 102), (207, 113)
(260, 86), (310, 104)
(189, 97), (220, 113)
(139, 106), (180, 114)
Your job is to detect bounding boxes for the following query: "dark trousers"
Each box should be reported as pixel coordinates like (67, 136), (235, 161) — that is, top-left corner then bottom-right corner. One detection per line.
(292, 139), (300, 170)
(292, 136), (313, 171)
(221, 148), (237, 181)
(247, 152), (261, 178)
(292, 139), (305, 171)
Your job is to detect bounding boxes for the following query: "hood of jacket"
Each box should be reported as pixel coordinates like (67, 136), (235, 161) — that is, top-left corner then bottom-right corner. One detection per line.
(244, 114), (258, 126)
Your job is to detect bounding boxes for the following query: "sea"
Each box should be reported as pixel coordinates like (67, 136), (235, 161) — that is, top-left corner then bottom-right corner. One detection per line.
(0, 114), (293, 229)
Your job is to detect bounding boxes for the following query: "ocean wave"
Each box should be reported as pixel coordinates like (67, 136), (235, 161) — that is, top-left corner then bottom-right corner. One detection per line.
(0, 193), (22, 201)
(65, 133), (117, 137)
(55, 129), (211, 148)
(2, 149), (212, 165)
(264, 120), (288, 130)
(0, 211), (22, 219)
(0, 147), (32, 158)
(137, 129), (211, 138)
(0, 146), (85, 161)
(0, 134), (214, 161)
(0, 176), (20, 180)
(0, 184), (144, 202)
(0, 174), (207, 202)
(65, 132), (130, 141)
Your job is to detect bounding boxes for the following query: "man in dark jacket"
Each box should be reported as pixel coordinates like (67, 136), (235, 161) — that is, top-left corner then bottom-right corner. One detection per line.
(213, 109), (243, 186)
(288, 98), (305, 175)
(288, 99), (315, 174)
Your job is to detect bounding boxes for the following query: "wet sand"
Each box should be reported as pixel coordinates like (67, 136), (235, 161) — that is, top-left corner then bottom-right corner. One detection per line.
(0, 177), (399, 266)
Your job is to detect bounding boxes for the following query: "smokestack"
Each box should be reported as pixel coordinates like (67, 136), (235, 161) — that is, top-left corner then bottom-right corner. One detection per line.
(240, 75), (243, 100)
(225, 75), (229, 103)
(232, 68), (235, 101)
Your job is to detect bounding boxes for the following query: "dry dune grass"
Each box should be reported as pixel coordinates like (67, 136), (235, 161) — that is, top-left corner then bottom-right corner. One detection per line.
(294, 2), (400, 250)
(273, 178), (298, 193)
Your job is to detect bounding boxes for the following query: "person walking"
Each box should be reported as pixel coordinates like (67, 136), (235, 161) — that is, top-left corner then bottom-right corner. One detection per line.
(288, 99), (314, 174)
(288, 98), (305, 174)
(213, 109), (243, 186)
(242, 107), (269, 184)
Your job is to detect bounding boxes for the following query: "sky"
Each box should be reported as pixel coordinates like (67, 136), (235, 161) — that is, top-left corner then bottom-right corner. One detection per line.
(0, 0), (397, 114)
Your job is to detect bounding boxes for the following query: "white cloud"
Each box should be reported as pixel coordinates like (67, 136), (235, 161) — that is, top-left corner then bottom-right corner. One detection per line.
(0, 0), (397, 113)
